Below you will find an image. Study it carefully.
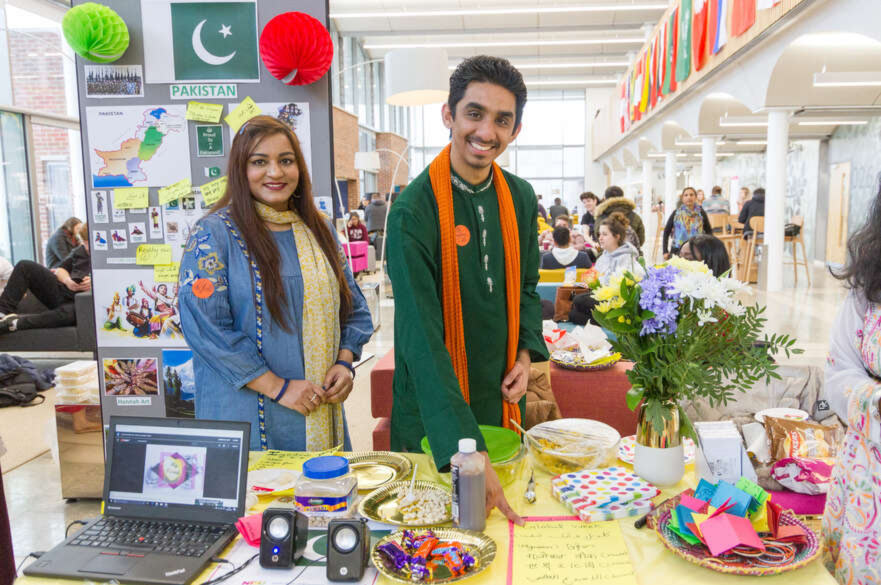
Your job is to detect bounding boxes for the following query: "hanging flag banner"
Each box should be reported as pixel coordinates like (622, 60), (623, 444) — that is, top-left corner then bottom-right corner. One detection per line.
(640, 48), (650, 114)
(708, 0), (729, 54)
(650, 33), (660, 108)
(619, 83), (627, 133)
(676, 0), (693, 83)
(693, 0), (710, 71)
(731, 0), (756, 37)
(757, 0), (782, 9)
(664, 7), (679, 94)
(141, 0), (260, 83)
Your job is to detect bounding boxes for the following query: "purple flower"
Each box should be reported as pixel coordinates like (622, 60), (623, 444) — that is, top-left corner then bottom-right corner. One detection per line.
(638, 266), (682, 336)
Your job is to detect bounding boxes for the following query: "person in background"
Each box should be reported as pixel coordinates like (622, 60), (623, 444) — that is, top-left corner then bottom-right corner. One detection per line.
(822, 182), (881, 585)
(680, 234), (731, 277)
(548, 197), (569, 224)
(346, 213), (369, 244)
(364, 191), (388, 244)
(177, 115), (372, 451)
(45, 217), (82, 269)
(703, 185), (730, 215)
(579, 191), (599, 238)
(594, 185), (646, 247)
(594, 212), (644, 284)
(358, 195), (370, 211)
(696, 189), (705, 206)
(538, 215), (573, 250)
(0, 222), (90, 334)
(738, 187), (765, 238)
(663, 186), (712, 258)
(737, 186), (752, 212)
(540, 226), (592, 269)
(536, 194), (548, 222)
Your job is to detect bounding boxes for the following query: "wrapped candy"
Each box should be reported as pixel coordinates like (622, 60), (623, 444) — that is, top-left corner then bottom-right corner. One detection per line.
(376, 541), (410, 571)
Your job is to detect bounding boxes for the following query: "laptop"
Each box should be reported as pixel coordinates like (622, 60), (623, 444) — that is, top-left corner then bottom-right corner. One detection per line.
(25, 416), (250, 585)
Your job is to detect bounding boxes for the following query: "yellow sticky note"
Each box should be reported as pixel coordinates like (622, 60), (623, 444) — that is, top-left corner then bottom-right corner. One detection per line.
(157, 179), (192, 206)
(200, 176), (228, 207)
(224, 96), (261, 133)
(248, 444), (343, 472)
(113, 187), (149, 209)
(136, 244), (173, 265)
(511, 519), (637, 584)
(186, 101), (224, 123)
(154, 262), (180, 282)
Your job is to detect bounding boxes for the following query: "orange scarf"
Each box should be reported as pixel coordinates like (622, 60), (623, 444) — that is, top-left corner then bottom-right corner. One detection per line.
(429, 144), (522, 435)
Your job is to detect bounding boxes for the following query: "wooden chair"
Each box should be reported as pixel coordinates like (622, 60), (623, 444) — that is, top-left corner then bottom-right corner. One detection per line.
(740, 216), (764, 283)
(729, 214), (744, 235)
(785, 215), (811, 286)
(708, 213), (729, 234)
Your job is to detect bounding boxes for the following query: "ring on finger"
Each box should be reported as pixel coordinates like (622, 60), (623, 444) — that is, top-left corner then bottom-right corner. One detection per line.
(310, 393), (319, 404)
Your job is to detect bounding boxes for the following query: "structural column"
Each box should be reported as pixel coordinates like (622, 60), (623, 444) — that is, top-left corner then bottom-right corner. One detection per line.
(642, 160), (653, 253)
(764, 110), (790, 292)
(701, 137), (717, 198)
(664, 152), (677, 219)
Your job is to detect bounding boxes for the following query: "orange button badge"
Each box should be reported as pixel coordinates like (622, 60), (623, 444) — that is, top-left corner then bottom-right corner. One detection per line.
(192, 278), (215, 299)
(455, 225), (471, 246)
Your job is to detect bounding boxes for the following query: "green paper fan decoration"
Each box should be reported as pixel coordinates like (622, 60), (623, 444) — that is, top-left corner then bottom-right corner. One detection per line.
(62, 2), (129, 63)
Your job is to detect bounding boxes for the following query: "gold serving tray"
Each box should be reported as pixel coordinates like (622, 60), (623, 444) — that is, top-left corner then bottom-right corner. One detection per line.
(373, 528), (497, 584)
(348, 451), (412, 492)
(358, 480), (451, 527)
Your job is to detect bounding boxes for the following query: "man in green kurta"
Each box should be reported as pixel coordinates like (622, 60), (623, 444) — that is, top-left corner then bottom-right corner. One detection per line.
(387, 56), (548, 523)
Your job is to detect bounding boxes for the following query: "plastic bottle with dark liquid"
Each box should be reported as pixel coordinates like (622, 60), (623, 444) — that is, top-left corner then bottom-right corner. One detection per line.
(450, 438), (486, 532)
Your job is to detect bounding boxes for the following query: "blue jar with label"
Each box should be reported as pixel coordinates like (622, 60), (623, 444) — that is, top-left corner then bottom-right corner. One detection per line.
(294, 456), (357, 516)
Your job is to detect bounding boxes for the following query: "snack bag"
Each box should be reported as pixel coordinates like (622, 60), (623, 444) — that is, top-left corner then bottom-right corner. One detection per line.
(764, 416), (840, 463)
(770, 457), (833, 495)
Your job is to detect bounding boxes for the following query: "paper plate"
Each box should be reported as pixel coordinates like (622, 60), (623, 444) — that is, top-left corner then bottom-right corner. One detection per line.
(358, 480), (451, 527)
(654, 493), (821, 576)
(550, 350), (621, 371)
(754, 408), (810, 424)
(373, 528), (496, 584)
(247, 468), (300, 494)
(347, 451), (412, 492)
(618, 435), (696, 465)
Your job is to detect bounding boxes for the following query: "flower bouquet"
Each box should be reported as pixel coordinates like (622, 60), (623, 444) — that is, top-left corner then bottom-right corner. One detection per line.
(590, 257), (800, 485)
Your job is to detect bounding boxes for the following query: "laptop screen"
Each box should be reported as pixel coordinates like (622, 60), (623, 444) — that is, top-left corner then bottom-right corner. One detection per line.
(105, 419), (248, 523)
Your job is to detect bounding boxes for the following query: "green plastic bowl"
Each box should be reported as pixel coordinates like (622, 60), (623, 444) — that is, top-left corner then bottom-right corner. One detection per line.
(420, 425), (525, 488)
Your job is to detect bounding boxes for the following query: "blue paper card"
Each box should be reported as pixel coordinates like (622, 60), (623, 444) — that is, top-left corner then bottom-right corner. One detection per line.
(676, 505), (697, 537)
(709, 480), (752, 517)
(694, 479), (717, 502)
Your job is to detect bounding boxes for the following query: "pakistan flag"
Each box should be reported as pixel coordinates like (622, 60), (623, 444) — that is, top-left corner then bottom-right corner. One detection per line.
(142, 0), (259, 83)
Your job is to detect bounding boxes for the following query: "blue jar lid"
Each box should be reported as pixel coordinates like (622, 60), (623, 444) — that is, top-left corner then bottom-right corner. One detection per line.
(302, 455), (349, 480)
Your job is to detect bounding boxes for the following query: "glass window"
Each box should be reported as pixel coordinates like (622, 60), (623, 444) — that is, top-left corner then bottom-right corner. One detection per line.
(516, 148), (563, 178)
(563, 146), (585, 177)
(422, 105), (449, 147)
(0, 111), (36, 262)
(528, 179), (564, 203)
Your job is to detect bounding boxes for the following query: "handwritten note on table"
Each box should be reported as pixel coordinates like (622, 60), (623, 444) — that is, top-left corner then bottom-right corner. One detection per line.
(114, 187), (149, 209)
(136, 244), (173, 265)
(224, 96), (261, 133)
(158, 179), (192, 205)
(200, 176), (228, 206)
(186, 101), (224, 123)
(248, 445), (343, 472)
(510, 517), (637, 585)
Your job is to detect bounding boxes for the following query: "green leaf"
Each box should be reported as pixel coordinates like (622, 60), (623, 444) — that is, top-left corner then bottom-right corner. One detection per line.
(626, 386), (645, 411)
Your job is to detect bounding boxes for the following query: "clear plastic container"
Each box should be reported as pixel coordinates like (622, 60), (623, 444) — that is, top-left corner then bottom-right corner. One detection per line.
(294, 455), (357, 516)
(55, 361), (98, 384)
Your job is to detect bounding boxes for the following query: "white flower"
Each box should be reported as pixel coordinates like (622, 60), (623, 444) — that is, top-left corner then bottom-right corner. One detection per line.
(696, 308), (718, 326)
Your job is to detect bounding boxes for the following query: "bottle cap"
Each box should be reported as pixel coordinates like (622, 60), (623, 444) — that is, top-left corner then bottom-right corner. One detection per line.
(458, 438), (477, 454)
(302, 455), (350, 479)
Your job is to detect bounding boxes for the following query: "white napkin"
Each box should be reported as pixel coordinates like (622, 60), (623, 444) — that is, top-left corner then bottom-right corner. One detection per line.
(571, 324), (613, 362)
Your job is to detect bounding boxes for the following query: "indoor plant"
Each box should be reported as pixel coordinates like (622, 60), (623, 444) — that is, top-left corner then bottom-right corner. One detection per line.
(590, 256), (800, 485)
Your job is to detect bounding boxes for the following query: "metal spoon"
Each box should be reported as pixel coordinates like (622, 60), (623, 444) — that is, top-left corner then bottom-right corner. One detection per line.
(525, 470), (536, 504)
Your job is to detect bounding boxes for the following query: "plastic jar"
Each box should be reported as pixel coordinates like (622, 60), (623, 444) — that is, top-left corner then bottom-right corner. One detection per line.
(294, 455), (357, 516)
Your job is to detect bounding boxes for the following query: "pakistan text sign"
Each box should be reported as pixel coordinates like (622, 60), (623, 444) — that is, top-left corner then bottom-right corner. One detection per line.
(170, 84), (237, 99)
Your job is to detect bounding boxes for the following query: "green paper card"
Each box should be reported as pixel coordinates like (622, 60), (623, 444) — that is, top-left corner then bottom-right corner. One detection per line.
(196, 125), (224, 157)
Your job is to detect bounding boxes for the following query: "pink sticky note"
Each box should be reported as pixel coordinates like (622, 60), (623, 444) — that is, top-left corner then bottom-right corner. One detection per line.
(699, 513), (766, 557)
(680, 494), (709, 513)
(235, 513), (263, 547)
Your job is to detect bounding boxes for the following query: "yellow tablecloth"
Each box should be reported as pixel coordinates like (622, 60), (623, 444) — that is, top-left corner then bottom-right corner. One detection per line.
(17, 452), (836, 585)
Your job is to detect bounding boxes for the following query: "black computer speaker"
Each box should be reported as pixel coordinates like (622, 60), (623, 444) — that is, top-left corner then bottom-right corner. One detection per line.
(259, 508), (308, 568)
(326, 518), (369, 581)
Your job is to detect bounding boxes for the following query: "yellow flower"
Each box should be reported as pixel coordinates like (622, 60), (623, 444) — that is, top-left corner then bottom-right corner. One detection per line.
(610, 297), (626, 309)
(596, 301), (613, 313)
(666, 255), (710, 274)
(593, 286), (617, 301)
(617, 316), (625, 323)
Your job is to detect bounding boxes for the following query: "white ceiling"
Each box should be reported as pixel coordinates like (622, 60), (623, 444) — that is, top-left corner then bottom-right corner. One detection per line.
(329, 0), (666, 85)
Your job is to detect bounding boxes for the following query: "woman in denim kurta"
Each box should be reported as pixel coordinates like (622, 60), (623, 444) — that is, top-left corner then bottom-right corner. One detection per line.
(178, 116), (372, 451)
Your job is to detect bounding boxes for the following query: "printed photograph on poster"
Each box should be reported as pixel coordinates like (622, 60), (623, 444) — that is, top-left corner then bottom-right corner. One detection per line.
(196, 124), (224, 157)
(228, 102), (312, 175)
(112, 207), (126, 222)
(129, 222), (147, 243)
(91, 190), (108, 223)
(86, 105), (191, 188)
(181, 196), (196, 211)
(93, 269), (187, 347)
(163, 350), (195, 418)
(93, 230), (108, 251)
(141, 0), (259, 84)
(103, 358), (159, 396)
(111, 228), (128, 249)
(143, 445), (206, 498)
(85, 65), (144, 98)
(149, 206), (163, 238)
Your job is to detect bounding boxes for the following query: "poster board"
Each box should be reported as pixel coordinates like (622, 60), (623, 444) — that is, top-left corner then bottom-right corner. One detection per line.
(72, 0), (335, 424)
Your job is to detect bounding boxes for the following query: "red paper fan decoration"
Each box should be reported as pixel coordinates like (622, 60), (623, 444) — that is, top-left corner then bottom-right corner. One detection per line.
(259, 12), (334, 86)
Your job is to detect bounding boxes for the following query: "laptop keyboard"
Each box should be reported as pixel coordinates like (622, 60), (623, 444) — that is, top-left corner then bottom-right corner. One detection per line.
(69, 518), (228, 557)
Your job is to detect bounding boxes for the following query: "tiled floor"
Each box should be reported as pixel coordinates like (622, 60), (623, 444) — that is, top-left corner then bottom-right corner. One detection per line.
(4, 263), (847, 571)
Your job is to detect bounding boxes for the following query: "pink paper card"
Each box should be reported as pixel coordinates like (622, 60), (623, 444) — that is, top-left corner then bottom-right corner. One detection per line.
(686, 522), (706, 545)
(699, 513), (766, 557)
(767, 501), (807, 543)
(680, 494), (710, 513)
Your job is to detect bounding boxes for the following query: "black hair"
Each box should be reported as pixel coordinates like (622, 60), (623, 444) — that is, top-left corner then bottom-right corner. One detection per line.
(752, 188), (765, 202)
(580, 191), (599, 202)
(554, 197), (562, 204)
(684, 234), (731, 277)
(833, 180), (881, 302)
(604, 185), (624, 200)
(448, 55), (527, 132)
(552, 226), (571, 247)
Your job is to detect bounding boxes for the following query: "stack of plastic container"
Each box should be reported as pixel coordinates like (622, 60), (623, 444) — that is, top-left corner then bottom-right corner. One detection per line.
(54, 361), (100, 404)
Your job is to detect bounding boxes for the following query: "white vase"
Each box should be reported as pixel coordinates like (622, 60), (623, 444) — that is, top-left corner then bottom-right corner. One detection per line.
(634, 442), (685, 486)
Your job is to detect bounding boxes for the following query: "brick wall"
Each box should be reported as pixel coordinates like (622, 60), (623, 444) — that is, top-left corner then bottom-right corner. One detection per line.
(9, 29), (74, 253)
(332, 106), (361, 210)
(376, 132), (409, 196)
